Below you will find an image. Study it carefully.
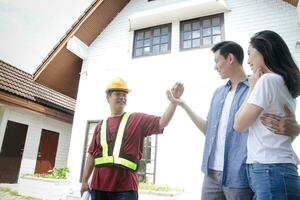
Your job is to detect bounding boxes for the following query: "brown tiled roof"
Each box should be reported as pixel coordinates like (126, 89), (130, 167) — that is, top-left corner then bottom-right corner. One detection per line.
(0, 60), (75, 114)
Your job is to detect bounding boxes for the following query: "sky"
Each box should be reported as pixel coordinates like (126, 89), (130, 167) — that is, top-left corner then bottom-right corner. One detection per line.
(0, 0), (93, 74)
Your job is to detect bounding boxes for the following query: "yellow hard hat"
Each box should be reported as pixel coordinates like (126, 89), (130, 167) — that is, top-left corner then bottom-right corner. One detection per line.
(105, 78), (130, 93)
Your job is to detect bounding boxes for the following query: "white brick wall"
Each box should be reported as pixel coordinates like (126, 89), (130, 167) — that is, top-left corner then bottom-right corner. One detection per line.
(298, 2), (300, 23)
(225, 0), (300, 67)
(0, 105), (72, 180)
(68, 0), (300, 198)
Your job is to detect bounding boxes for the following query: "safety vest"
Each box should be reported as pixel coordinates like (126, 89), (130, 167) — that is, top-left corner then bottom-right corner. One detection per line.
(94, 113), (138, 171)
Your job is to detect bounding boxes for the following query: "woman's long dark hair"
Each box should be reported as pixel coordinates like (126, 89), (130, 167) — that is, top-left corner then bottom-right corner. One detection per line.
(250, 30), (300, 98)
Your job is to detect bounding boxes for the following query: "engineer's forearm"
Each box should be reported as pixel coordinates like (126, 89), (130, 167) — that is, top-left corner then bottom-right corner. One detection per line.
(82, 154), (94, 183)
(159, 103), (177, 129)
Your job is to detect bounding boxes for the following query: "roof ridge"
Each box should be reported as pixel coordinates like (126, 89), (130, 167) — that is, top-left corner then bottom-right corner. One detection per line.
(0, 59), (76, 113)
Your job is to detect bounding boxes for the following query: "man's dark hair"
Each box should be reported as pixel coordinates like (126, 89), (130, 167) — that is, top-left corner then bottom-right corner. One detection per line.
(106, 90), (114, 97)
(106, 90), (128, 97)
(211, 41), (244, 65)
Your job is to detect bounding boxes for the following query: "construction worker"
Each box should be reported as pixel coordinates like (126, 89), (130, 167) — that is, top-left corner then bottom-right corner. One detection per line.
(80, 78), (184, 200)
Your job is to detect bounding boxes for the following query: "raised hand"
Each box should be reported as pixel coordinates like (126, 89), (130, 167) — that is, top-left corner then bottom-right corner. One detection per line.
(249, 68), (263, 88)
(166, 82), (185, 106)
(172, 82), (184, 99)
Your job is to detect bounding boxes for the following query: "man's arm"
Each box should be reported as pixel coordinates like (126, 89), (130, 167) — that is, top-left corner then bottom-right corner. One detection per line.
(261, 105), (300, 137)
(166, 87), (207, 135)
(181, 102), (207, 134)
(80, 154), (94, 196)
(159, 83), (184, 129)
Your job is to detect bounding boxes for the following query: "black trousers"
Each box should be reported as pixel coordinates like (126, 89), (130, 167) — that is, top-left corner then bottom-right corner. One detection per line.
(91, 190), (138, 200)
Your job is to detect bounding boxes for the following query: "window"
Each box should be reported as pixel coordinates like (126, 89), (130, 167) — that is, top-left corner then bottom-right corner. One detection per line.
(138, 135), (158, 184)
(180, 14), (224, 50)
(133, 24), (171, 58)
(80, 120), (100, 181)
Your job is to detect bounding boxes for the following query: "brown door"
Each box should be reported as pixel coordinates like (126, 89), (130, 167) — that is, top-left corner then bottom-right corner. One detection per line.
(0, 121), (28, 183)
(34, 129), (59, 174)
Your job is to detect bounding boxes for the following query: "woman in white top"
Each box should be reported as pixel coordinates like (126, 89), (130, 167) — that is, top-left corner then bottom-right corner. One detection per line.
(234, 30), (300, 199)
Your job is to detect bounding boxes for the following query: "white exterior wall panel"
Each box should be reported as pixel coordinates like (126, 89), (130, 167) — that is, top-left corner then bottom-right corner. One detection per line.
(68, 0), (300, 198)
(0, 105), (72, 180)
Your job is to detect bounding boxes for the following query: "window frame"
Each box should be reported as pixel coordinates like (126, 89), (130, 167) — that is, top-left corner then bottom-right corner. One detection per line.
(80, 120), (100, 182)
(180, 13), (225, 51)
(132, 23), (172, 58)
(138, 135), (158, 184)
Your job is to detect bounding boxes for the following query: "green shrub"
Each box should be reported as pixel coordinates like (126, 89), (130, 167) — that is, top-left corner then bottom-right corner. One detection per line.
(48, 167), (69, 179)
(23, 167), (70, 179)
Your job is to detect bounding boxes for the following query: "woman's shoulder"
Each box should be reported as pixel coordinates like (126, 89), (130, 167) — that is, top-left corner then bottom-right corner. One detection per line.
(261, 72), (281, 79)
(259, 73), (283, 84)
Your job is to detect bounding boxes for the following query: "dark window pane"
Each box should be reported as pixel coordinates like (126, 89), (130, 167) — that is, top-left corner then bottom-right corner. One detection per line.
(144, 39), (150, 46)
(183, 32), (192, 40)
(183, 40), (191, 49)
(183, 23), (191, 31)
(161, 35), (168, 43)
(136, 40), (143, 48)
(213, 35), (221, 44)
(203, 28), (211, 37)
(203, 36), (212, 45)
(135, 48), (143, 57)
(161, 27), (169, 35)
(192, 21), (200, 30)
(153, 37), (160, 45)
(192, 39), (200, 47)
(192, 30), (201, 38)
(145, 31), (151, 38)
(153, 28), (160, 36)
(212, 17), (220, 26)
(153, 45), (160, 53)
(136, 32), (144, 40)
(212, 26), (221, 35)
(203, 19), (211, 28)
(160, 44), (168, 52)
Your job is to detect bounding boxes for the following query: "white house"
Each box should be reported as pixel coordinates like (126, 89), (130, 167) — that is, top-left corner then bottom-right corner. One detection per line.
(0, 60), (75, 184)
(32, 0), (300, 198)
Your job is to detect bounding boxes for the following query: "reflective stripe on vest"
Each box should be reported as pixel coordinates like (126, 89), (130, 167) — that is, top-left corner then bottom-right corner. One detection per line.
(94, 113), (138, 171)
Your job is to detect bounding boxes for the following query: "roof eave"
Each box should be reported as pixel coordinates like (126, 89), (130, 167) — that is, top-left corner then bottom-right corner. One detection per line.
(33, 0), (103, 79)
(33, 0), (130, 98)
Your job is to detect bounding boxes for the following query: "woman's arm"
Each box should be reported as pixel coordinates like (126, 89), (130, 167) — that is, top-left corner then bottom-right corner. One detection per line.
(234, 69), (264, 132)
(234, 88), (263, 132)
